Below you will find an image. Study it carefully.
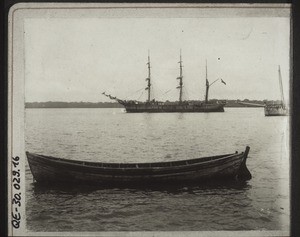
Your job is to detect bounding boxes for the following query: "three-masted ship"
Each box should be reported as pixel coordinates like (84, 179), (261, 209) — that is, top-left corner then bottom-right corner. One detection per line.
(264, 65), (288, 116)
(103, 52), (226, 113)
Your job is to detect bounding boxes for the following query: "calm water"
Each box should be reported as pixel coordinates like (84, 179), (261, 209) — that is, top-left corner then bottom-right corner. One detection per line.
(25, 108), (290, 232)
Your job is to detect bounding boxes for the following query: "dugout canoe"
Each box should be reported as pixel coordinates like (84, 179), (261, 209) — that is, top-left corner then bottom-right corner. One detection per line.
(26, 146), (251, 186)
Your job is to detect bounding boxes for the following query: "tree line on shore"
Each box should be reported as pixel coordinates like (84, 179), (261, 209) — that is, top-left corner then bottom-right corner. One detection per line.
(25, 99), (281, 108)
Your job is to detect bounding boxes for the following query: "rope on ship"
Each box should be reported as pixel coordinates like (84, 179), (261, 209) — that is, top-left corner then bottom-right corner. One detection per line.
(137, 91), (144, 100)
(124, 87), (145, 100)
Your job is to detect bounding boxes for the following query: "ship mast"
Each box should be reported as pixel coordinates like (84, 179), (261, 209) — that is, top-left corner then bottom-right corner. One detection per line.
(205, 59), (209, 103)
(278, 65), (285, 108)
(145, 51), (151, 102)
(177, 50), (183, 103)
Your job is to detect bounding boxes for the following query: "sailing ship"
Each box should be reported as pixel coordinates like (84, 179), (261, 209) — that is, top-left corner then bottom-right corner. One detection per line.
(26, 146), (251, 186)
(103, 52), (226, 113)
(264, 65), (288, 116)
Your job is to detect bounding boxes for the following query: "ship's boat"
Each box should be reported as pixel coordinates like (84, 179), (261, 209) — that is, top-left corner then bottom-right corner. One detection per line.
(264, 65), (288, 116)
(103, 51), (226, 113)
(26, 146), (251, 186)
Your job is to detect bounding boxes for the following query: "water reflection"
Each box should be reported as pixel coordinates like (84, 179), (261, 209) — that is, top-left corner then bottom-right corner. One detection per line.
(177, 113), (184, 120)
(31, 179), (251, 196)
(27, 179), (256, 232)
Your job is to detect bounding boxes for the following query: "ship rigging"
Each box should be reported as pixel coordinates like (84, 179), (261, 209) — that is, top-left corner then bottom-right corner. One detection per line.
(102, 52), (226, 113)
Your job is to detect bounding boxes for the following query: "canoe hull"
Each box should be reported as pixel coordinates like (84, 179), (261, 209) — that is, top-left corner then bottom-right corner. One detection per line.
(26, 147), (251, 186)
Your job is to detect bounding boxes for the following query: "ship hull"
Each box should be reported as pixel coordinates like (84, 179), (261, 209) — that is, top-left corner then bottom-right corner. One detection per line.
(264, 105), (287, 116)
(122, 103), (224, 113)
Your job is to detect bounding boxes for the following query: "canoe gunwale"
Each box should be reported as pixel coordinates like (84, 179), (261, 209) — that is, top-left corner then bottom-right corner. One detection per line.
(27, 153), (244, 175)
(26, 151), (242, 170)
(26, 147), (251, 184)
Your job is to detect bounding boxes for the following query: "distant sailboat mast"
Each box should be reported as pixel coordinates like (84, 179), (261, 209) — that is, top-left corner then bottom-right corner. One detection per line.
(278, 65), (285, 109)
(264, 65), (287, 116)
(205, 60), (209, 103)
(177, 50), (183, 103)
(145, 51), (151, 102)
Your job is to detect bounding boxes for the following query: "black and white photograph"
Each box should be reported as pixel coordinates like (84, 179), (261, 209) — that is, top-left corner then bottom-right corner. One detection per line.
(8, 3), (291, 236)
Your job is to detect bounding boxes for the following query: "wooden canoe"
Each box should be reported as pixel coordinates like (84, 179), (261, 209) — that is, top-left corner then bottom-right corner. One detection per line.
(26, 146), (251, 186)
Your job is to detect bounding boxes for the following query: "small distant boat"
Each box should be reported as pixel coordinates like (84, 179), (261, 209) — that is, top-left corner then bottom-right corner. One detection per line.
(264, 66), (288, 116)
(26, 146), (251, 186)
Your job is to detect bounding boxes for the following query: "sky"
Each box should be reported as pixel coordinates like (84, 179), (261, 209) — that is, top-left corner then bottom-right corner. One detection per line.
(24, 9), (290, 103)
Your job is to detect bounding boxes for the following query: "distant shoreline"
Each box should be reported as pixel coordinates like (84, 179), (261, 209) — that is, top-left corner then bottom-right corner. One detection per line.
(24, 100), (279, 109)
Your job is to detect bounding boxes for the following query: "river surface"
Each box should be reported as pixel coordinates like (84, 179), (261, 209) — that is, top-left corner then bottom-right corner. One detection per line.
(25, 108), (290, 232)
